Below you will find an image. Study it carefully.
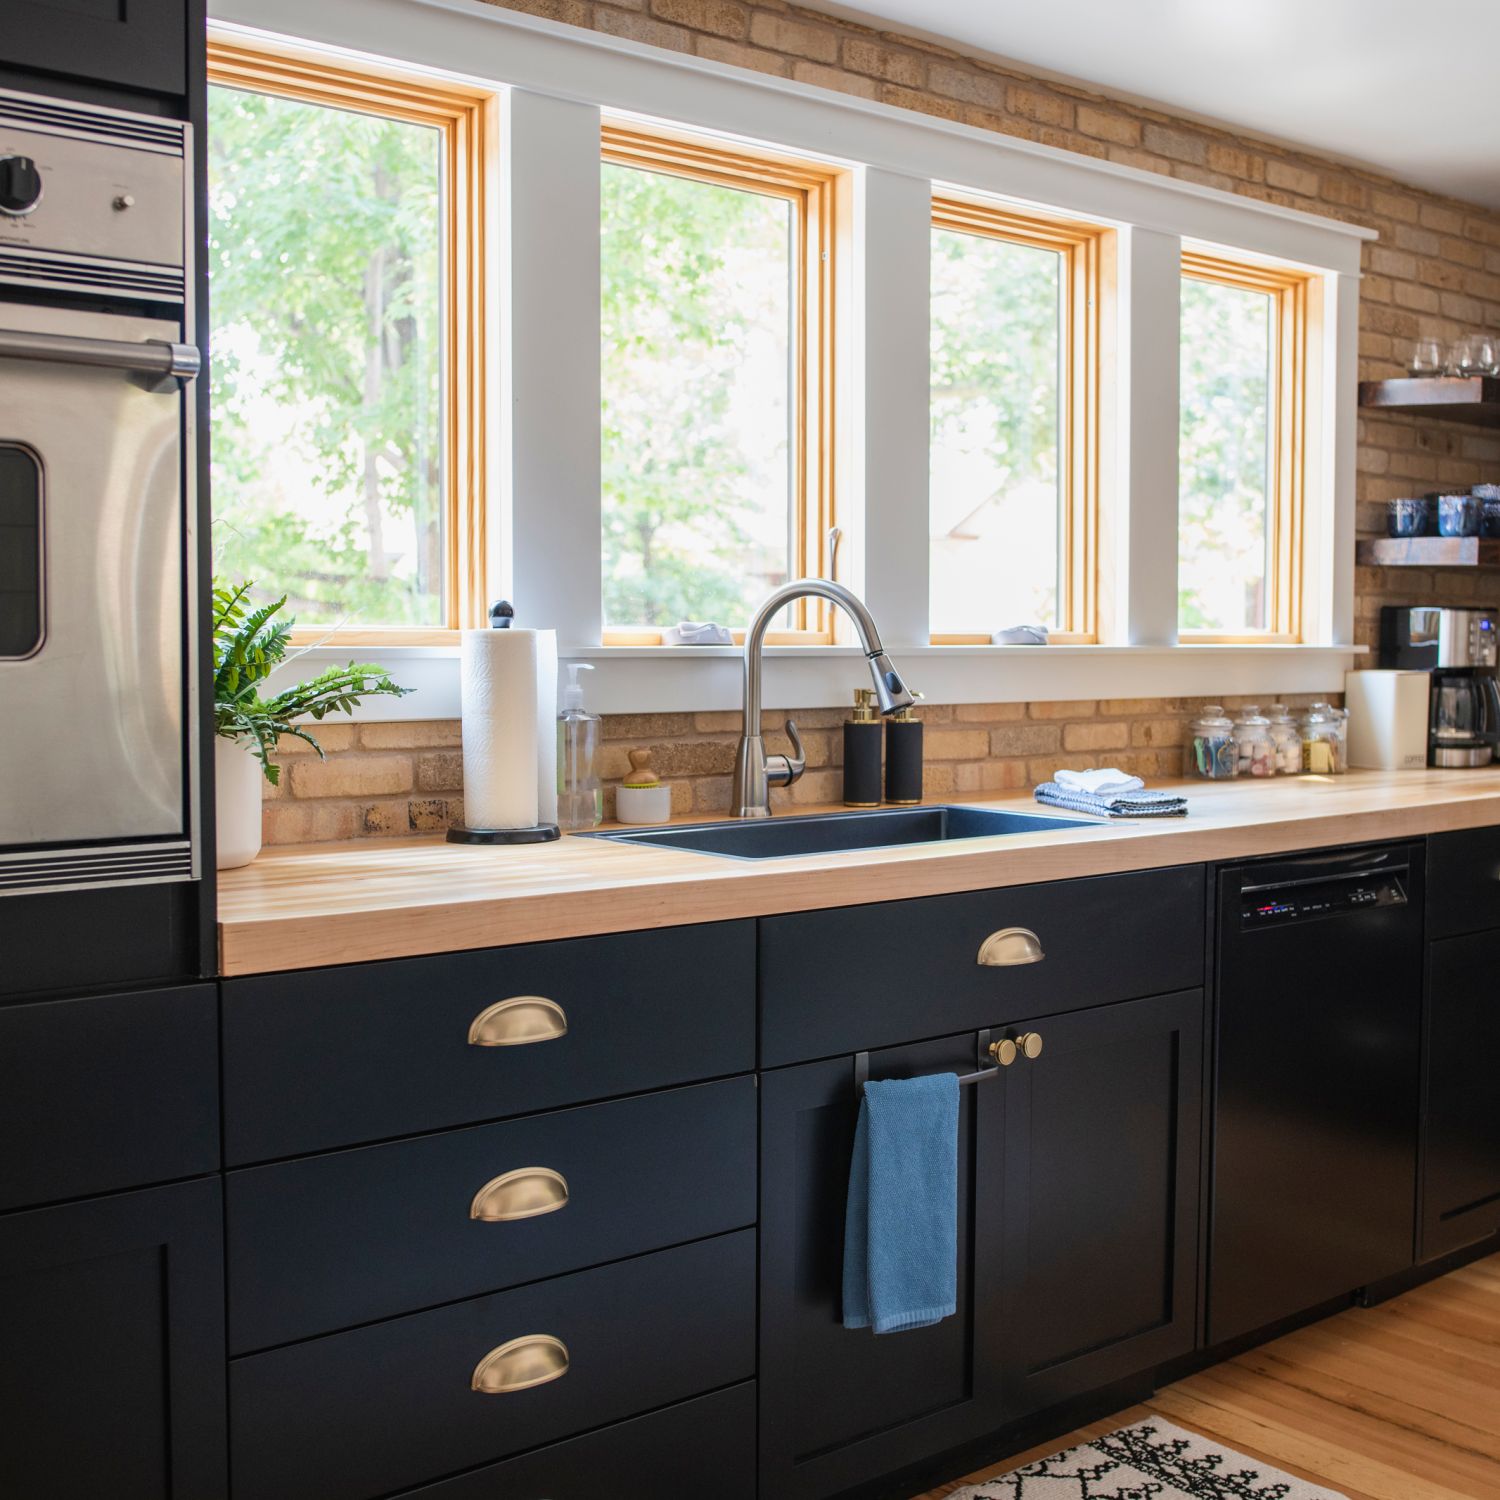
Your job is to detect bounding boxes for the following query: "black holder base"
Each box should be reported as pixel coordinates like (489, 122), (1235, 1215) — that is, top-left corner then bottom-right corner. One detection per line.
(446, 824), (561, 845)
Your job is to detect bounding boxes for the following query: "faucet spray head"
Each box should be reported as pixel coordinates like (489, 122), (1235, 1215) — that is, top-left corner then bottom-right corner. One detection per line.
(866, 652), (915, 715)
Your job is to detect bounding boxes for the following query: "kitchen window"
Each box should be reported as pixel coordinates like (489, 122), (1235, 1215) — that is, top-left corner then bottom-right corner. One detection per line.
(206, 41), (490, 639)
(1178, 250), (1312, 641)
(928, 196), (1106, 644)
(599, 125), (839, 644)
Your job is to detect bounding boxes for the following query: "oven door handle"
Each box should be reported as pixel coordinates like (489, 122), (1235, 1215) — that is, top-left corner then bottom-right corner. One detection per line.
(0, 327), (200, 388)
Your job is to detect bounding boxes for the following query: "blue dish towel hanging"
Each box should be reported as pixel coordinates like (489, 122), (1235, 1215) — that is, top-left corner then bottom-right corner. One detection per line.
(842, 1071), (959, 1335)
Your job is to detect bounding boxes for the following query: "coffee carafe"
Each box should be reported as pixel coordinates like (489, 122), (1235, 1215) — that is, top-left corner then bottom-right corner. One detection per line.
(1379, 606), (1500, 767)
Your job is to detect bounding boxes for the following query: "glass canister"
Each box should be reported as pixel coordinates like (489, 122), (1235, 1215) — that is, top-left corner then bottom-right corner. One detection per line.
(1328, 703), (1349, 773)
(1266, 703), (1303, 775)
(1232, 704), (1276, 777)
(1189, 704), (1237, 779)
(1300, 702), (1340, 774)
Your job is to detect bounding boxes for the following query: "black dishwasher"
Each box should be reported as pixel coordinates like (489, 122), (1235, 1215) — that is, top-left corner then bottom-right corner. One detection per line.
(1209, 843), (1422, 1346)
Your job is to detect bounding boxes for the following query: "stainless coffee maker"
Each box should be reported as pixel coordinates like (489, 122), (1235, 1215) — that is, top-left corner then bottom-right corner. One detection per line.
(1379, 607), (1500, 766)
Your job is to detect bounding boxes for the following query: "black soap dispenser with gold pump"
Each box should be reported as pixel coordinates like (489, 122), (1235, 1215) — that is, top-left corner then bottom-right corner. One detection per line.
(842, 688), (883, 807)
(884, 695), (924, 805)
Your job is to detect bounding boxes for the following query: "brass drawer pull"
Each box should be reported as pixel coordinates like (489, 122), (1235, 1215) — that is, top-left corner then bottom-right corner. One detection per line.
(470, 1168), (569, 1222)
(987, 1031), (1044, 1066)
(977, 927), (1045, 966)
(471, 1334), (569, 1394)
(468, 996), (567, 1047)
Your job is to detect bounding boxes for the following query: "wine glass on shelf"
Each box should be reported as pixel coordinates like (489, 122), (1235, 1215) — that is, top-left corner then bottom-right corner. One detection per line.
(1449, 335), (1487, 377)
(1407, 337), (1443, 377)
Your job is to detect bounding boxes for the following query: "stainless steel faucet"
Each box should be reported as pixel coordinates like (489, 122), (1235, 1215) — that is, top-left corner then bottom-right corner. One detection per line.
(731, 579), (915, 818)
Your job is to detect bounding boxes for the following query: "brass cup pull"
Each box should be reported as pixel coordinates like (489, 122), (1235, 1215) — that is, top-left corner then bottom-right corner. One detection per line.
(470, 1168), (569, 1223)
(977, 927), (1045, 967)
(988, 1032), (1043, 1066)
(471, 1334), (569, 1395)
(468, 996), (567, 1047)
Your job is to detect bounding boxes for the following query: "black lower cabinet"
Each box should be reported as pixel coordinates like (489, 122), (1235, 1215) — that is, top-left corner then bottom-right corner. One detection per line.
(1423, 930), (1500, 1259)
(999, 989), (1203, 1415)
(388, 1383), (756, 1499)
(230, 1230), (756, 1500)
(0, 1177), (227, 1500)
(759, 1034), (1005, 1500)
(758, 993), (1204, 1499)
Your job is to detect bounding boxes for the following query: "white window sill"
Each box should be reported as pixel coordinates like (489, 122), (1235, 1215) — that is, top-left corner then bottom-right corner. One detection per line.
(269, 641), (1367, 721)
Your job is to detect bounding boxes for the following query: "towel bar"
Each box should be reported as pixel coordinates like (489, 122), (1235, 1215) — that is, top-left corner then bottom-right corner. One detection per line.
(853, 1027), (1020, 1094)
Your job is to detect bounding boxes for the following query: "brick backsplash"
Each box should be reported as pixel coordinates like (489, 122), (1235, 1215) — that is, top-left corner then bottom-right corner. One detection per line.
(254, 0), (1500, 845)
(259, 695), (1336, 844)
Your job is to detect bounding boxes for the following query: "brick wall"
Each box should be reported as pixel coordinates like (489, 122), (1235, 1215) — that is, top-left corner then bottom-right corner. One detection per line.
(259, 694), (1338, 842)
(259, 0), (1500, 843)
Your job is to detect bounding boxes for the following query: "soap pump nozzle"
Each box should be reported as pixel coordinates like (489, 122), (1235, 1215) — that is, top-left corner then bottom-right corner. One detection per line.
(561, 661), (595, 713)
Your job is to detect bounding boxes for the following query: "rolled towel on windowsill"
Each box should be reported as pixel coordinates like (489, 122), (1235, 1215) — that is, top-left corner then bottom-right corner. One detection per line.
(663, 621), (733, 645)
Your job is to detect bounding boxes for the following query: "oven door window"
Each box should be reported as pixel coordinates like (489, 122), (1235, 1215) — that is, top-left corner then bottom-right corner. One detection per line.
(0, 444), (43, 659)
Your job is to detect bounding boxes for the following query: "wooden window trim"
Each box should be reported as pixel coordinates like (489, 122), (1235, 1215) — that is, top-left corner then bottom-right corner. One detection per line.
(206, 36), (493, 644)
(599, 122), (841, 645)
(929, 194), (1108, 645)
(1179, 249), (1313, 645)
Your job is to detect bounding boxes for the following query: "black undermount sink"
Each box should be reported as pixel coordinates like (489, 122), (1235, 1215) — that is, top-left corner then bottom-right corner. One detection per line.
(581, 804), (1096, 860)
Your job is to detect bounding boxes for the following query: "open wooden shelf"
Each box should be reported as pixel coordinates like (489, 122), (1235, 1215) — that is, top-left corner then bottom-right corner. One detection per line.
(1356, 535), (1500, 569)
(1358, 375), (1500, 428)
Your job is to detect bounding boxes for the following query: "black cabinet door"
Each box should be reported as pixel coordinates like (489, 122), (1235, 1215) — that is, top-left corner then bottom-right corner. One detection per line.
(999, 990), (1204, 1414)
(758, 1034), (1005, 1500)
(3, 0), (186, 98)
(0, 1178), (227, 1499)
(1423, 931), (1500, 1259)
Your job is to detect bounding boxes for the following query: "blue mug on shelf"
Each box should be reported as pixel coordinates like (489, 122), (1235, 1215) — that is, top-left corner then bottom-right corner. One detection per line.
(1386, 497), (1426, 538)
(1438, 493), (1482, 537)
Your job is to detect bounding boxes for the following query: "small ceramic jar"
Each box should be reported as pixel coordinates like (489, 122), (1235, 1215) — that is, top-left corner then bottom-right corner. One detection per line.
(1189, 705), (1237, 780)
(1387, 497), (1426, 538)
(1232, 705), (1276, 777)
(1438, 493), (1482, 537)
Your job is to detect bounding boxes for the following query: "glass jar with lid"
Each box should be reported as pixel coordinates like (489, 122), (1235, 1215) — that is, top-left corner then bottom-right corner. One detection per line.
(1266, 703), (1303, 775)
(1300, 702), (1341, 774)
(1189, 704), (1237, 779)
(1232, 704), (1276, 777)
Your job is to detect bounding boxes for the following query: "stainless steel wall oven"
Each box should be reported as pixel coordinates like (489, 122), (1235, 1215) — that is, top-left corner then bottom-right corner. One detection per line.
(0, 86), (199, 897)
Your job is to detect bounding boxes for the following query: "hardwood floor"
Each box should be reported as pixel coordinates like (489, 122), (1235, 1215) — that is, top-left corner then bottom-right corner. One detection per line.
(916, 1252), (1500, 1499)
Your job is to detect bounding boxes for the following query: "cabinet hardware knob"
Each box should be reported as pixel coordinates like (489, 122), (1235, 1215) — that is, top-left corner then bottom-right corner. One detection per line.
(471, 1335), (569, 1394)
(977, 927), (1045, 966)
(989, 1037), (1019, 1066)
(468, 996), (567, 1047)
(1016, 1031), (1043, 1060)
(470, 1168), (569, 1222)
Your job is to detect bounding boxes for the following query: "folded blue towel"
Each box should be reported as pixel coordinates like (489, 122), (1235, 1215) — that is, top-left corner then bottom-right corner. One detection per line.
(842, 1072), (959, 1335)
(1034, 782), (1188, 819)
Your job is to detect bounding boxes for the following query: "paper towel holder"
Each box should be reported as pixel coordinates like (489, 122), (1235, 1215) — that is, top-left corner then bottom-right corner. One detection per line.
(447, 823), (560, 845)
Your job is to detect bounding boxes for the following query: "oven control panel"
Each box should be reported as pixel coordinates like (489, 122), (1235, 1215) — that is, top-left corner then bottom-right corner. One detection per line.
(0, 89), (186, 303)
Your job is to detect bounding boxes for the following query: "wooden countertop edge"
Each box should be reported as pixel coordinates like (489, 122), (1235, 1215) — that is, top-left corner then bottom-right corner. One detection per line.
(218, 775), (1500, 976)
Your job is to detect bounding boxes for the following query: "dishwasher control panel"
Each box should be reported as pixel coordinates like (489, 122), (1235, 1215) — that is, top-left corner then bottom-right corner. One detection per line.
(1241, 873), (1407, 927)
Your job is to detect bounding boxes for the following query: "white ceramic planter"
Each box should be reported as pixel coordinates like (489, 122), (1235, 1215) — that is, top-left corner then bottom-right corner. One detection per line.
(215, 736), (265, 870)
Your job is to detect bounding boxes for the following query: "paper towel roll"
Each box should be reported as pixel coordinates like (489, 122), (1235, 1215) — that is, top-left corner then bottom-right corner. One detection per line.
(460, 628), (558, 831)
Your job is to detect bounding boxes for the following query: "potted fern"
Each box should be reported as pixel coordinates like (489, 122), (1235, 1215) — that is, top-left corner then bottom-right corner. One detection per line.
(213, 580), (410, 868)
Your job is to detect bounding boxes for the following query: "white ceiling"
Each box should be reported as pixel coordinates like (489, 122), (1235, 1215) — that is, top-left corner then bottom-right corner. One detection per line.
(804, 0), (1500, 211)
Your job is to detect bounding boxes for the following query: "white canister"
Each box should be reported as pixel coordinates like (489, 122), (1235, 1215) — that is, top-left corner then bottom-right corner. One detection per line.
(615, 749), (673, 825)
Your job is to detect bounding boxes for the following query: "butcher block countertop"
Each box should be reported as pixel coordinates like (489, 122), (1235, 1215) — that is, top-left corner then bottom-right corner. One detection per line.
(217, 769), (1500, 976)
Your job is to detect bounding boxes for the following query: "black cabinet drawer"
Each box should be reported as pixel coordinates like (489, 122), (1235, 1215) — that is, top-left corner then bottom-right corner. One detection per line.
(227, 1076), (757, 1353)
(4, 0), (186, 98)
(223, 921), (755, 1163)
(1428, 826), (1500, 939)
(0, 984), (218, 1212)
(390, 1383), (755, 1499)
(230, 1230), (756, 1500)
(759, 866), (1205, 1065)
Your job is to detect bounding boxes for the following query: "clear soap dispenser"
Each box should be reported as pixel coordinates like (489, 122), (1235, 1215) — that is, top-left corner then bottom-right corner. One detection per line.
(557, 663), (602, 830)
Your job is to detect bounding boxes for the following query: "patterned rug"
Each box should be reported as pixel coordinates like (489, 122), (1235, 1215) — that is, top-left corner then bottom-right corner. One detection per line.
(947, 1418), (1346, 1499)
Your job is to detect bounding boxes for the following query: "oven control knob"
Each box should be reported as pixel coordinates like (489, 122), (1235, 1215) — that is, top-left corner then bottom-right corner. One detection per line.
(0, 156), (42, 216)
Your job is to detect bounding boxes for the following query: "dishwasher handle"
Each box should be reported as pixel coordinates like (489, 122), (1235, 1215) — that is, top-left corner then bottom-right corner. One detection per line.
(0, 327), (200, 387)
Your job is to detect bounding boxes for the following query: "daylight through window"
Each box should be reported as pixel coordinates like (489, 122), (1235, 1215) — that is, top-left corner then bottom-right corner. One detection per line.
(928, 197), (1105, 643)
